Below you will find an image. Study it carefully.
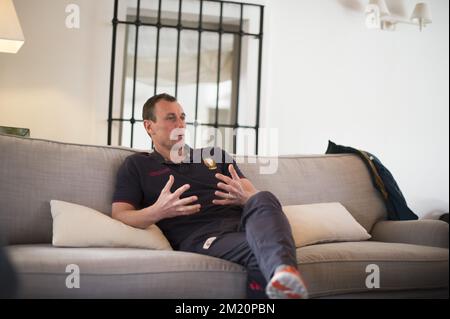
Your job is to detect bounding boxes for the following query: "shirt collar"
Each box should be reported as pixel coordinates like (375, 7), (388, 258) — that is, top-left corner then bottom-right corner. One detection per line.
(150, 145), (193, 165)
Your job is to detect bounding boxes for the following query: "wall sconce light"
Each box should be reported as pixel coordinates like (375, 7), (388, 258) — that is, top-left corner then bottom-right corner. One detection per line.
(365, 0), (432, 32)
(0, 0), (25, 53)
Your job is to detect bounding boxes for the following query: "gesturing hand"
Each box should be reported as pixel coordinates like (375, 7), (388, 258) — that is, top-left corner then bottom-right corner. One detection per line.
(153, 175), (201, 221)
(213, 164), (259, 207)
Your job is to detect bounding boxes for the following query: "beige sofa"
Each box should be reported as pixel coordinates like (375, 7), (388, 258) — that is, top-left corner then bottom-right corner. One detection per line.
(0, 133), (448, 298)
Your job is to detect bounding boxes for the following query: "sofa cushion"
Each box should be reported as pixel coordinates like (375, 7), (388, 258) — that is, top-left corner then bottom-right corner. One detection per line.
(297, 241), (449, 298)
(50, 200), (172, 250)
(283, 202), (371, 247)
(7, 242), (448, 298)
(6, 244), (246, 298)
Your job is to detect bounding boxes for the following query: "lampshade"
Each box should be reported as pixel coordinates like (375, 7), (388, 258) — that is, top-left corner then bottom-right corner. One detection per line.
(411, 3), (432, 24)
(369, 0), (390, 16)
(0, 0), (25, 53)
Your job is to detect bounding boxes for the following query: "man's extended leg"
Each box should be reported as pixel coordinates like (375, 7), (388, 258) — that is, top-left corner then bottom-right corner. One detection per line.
(240, 191), (308, 299)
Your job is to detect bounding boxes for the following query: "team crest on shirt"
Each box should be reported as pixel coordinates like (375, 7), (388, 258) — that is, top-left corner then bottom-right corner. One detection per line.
(203, 158), (217, 170)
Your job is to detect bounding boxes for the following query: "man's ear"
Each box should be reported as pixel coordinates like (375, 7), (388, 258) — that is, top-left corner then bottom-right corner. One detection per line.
(144, 120), (154, 136)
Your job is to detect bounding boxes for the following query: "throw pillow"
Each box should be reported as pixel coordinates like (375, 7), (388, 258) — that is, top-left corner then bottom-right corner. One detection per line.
(50, 200), (172, 250)
(283, 202), (371, 248)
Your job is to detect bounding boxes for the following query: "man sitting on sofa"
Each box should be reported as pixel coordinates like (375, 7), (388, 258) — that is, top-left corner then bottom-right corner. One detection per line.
(111, 93), (308, 299)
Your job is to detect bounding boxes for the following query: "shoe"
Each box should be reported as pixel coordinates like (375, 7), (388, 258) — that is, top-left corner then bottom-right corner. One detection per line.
(265, 265), (309, 299)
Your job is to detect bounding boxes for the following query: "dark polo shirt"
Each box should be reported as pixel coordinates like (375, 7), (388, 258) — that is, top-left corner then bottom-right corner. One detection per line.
(112, 146), (245, 250)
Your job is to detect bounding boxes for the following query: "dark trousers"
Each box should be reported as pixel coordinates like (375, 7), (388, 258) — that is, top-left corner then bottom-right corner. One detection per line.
(0, 246), (18, 298)
(179, 191), (297, 299)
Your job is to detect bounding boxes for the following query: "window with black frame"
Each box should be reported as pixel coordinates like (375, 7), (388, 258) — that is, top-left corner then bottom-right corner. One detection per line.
(108, 0), (263, 155)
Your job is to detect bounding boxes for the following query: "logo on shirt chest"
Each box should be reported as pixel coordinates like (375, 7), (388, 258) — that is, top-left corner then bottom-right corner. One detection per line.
(148, 167), (171, 177)
(203, 158), (217, 170)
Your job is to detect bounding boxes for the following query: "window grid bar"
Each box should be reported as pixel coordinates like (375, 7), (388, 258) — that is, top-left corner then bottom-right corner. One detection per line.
(174, 0), (183, 98)
(115, 19), (261, 38)
(193, 0), (204, 148)
(107, 0), (119, 145)
(110, 118), (256, 130)
(233, 3), (244, 154)
(153, 0), (162, 96)
(214, 1), (224, 147)
(206, 0), (262, 8)
(255, 5), (264, 155)
(130, 0), (141, 148)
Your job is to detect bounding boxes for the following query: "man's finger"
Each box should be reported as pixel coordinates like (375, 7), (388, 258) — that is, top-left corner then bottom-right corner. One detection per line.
(162, 175), (174, 193)
(215, 173), (233, 185)
(216, 173), (241, 191)
(217, 182), (238, 194)
(173, 183), (190, 198)
(174, 196), (198, 206)
(212, 199), (235, 206)
(176, 204), (201, 213)
(215, 190), (235, 200)
(229, 164), (240, 180)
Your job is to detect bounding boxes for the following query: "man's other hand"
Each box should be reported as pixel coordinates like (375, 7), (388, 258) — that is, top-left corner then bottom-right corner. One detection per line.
(153, 175), (201, 220)
(213, 164), (259, 207)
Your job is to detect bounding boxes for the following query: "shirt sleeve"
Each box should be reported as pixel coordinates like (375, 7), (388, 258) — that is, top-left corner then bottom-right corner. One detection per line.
(112, 157), (144, 209)
(222, 149), (246, 179)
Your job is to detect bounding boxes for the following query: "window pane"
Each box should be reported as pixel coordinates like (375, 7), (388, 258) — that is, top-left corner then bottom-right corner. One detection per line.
(140, 0), (161, 22)
(216, 126), (234, 154)
(110, 120), (123, 147)
(120, 121), (132, 147)
(243, 4), (261, 35)
(122, 25), (157, 121)
(155, 27), (178, 96)
(137, 26), (157, 120)
(160, 0), (181, 26)
(237, 35), (259, 127)
(176, 30), (199, 123)
(217, 33), (235, 126)
(185, 124), (196, 148)
(223, 2), (241, 33)
(196, 125), (216, 148)
(236, 128), (256, 156)
(197, 31), (219, 125)
(181, 0), (201, 29)
(117, 0), (138, 21)
(202, 0), (221, 31)
(133, 121), (153, 150)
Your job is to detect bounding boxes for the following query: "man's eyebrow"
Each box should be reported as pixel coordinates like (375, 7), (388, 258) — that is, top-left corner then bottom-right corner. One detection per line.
(164, 112), (186, 117)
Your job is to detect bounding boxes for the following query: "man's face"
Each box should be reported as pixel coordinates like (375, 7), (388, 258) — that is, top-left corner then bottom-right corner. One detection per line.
(144, 100), (186, 151)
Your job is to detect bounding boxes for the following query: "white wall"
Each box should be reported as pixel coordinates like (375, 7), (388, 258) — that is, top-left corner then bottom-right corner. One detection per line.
(0, 0), (448, 218)
(259, 0), (449, 218)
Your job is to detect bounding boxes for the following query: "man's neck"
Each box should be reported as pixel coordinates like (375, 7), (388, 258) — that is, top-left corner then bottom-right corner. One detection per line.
(154, 145), (170, 161)
(154, 144), (186, 163)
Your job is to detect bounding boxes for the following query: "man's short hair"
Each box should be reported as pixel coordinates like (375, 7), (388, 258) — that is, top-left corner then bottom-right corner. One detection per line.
(142, 93), (177, 121)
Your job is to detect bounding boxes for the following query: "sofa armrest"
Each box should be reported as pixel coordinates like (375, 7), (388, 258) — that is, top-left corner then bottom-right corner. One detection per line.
(371, 220), (449, 248)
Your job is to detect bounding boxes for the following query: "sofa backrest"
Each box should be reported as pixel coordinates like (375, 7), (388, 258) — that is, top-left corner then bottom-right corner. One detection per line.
(0, 134), (387, 245)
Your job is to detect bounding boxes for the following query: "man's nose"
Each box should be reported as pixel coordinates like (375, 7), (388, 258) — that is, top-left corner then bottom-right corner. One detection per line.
(177, 117), (186, 128)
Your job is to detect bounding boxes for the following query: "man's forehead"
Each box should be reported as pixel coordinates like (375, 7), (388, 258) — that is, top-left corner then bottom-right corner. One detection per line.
(155, 100), (184, 114)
